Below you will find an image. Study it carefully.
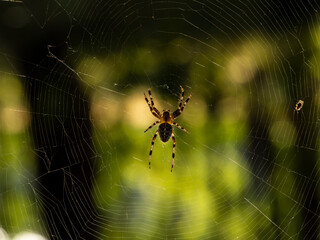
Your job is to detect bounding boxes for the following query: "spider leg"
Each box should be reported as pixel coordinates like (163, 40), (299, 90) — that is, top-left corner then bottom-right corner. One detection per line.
(148, 87), (161, 116)
(177, 85), (185, 110)
(171, 132), (176, 172)
(149, 130), (158, 169)
(144, 93), (160, 119)
(144, 121), (160, 133)
(153, 106), (162, 117)
(172, 122), (189, 133)
(173, 92), (192, 119)
(180, 93), (192, 112)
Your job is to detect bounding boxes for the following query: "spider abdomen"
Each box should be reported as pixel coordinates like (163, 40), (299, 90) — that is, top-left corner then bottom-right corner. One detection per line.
(159, 123), (172, 142)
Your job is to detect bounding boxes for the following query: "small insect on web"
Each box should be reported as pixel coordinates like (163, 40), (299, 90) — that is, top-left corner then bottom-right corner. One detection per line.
(295, 100), (304, 112)
(144, 86), (192, 172)
(293, 99), (304, 121)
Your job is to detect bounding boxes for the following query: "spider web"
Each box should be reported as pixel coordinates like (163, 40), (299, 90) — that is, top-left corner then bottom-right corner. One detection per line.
(1, 0), (320, 239)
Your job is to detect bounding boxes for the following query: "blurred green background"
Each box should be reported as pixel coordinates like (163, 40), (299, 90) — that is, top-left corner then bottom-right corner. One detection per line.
(1, 0), (320, 239)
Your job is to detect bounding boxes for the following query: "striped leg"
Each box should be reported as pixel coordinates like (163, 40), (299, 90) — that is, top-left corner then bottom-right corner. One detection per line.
(172, 93), (192, 119)
(144, 121), (160, 133)
(148, 87), (161, 116)
(180, 93), (192, 113)
(144, 93), (160, 118)
(149, 130), (158, 169)
(172, 122), (189, 133)
(171, 132), (176, 172)
(177, 85), (185, 110)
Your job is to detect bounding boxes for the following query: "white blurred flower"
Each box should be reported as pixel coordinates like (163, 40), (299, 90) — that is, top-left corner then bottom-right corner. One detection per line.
(0, 228), (9, 240)
(12, 232), (47, 240)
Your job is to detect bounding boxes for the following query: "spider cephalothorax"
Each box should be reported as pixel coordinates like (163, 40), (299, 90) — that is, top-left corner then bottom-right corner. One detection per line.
(144, 86), (192, 172)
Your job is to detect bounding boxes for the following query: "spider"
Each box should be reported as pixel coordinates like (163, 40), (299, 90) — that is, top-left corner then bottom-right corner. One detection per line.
(144, 86), (192, 172)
